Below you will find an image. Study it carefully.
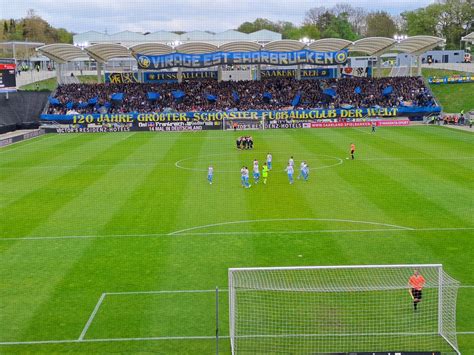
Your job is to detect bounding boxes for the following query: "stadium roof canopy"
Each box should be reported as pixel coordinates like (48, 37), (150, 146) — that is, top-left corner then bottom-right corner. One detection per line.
(129, 43), (174, 56)
(308, 39), (352, 52)
(461, 32), (474, 43)
(36, 44), (85, 63)
(393, 36), (446, 55)
(0, 41), (45, 50)
(349, 37), (397, 56)
(264, 40), (306, 52)
(36, 36), (446, 64)
(84, 43), (131, 62)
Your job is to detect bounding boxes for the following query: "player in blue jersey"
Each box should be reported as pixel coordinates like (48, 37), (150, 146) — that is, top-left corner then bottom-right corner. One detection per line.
(285, 163), (294, 184)
(298, 161), (305, 180)
(267, 153), (273, 170)
(240, 166), (246, 187)
(253, 159), (260, 184)
(244, 166), (251, 188)
(302, 162), (309, 181)
(208, 165), (214, 184)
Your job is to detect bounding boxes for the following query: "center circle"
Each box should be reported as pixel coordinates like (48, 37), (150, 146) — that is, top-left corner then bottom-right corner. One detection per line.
(175, 152), (343, 173)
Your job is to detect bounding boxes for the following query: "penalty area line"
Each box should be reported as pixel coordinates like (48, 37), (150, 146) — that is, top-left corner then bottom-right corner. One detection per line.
(78, 293), (106, 341)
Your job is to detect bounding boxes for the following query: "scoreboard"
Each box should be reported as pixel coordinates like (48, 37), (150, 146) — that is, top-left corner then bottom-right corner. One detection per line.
(0, 63), (16, 92)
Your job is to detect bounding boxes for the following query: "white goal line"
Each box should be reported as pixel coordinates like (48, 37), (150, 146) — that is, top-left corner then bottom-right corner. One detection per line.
(2, 331), (474, 347)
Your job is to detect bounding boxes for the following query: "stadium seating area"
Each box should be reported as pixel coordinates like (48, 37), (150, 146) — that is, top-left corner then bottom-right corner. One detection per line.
(46, 77), (436, 115)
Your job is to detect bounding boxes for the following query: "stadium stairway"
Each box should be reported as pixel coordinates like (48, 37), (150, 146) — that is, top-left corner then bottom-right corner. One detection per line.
(389, 66), (410, 77)
(0, 91), (50, 134)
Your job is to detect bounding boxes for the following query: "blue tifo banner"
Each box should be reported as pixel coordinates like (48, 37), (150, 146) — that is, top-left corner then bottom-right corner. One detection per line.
(135, 50), (348, 70)
(41, 106), (440, 124)
(428, 75), (474, 84)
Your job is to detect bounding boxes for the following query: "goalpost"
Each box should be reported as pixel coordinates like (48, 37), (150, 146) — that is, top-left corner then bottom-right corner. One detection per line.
(228, 264), (460, 354)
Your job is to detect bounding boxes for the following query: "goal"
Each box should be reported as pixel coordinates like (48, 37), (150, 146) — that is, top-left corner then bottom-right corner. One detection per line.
(228, 264), (460, 354)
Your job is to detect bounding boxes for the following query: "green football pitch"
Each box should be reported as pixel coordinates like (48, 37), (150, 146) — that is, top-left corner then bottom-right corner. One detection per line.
(0, 125), (473, 353)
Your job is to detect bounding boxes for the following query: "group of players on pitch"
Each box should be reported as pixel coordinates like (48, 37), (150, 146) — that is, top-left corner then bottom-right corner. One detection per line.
(207, 154), (310, 187)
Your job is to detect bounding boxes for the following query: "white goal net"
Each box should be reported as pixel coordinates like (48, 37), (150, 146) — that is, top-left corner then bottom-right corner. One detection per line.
(228, 264), (460, 354)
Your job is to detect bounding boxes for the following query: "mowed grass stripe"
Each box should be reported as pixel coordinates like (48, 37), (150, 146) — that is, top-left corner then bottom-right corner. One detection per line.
(0, 134), (131, 215)
(0, 134), (148, 238)
(14, 133), (184, 341)
(83, 132), (213, 339)
(289, 129), (415, 229)
(322, 127), (473, 228)
(0, 134), (112, 207)
(339, 127), (473, 227)
(0, 134), (159, 341)
(0, 128), (472, 353)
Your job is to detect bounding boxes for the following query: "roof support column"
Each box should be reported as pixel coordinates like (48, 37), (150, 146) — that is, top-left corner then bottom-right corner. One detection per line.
(336, 65), (341, 78)
(56, 62), (61, 84)
(408, 55), (413, 77)
(417, 55), (422, 76)
(218, 65), (222, 82)
(295, 65), (301, 80)
(177, 67), (183, 84)
(256, 65), (261, 81)
(376, 56), (381, 78)
(97, 62), (103, 83)
(12, 43), (17, 67)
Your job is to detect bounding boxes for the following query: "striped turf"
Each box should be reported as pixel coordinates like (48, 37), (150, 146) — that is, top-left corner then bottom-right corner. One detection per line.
(0, 125), (473, 353)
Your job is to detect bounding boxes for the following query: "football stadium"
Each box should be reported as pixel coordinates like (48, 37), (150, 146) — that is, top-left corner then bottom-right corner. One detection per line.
(1, 2), (473, 354)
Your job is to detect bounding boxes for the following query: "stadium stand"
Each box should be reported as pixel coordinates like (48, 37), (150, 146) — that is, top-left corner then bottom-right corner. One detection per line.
(46, 77), (436, 115)
(0, 92), (50, 134)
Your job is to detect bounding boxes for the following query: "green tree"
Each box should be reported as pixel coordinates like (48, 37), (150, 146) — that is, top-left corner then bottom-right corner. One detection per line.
(402, 0), (473, 49)
(402, 5), (443, 37)
(56, 28), (73, 44)
(366, 11), (398, 37)
(3, 21), (8, 35)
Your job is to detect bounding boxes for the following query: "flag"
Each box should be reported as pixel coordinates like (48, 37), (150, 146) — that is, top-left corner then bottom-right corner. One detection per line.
(48, 96), (60, 105)
(88, 97), (98, 105)
(263, 92), (272, 103)
(206, 94), (217, 102)
(382, 86), (393, 96)
(78, 102), (88, 108)
(66, 102), (74, 109)
(111, 93), (124, 101)
(354, 86), (362, 94)
(323, 88), (336, 98)
(172, 90), (185, 100)
(232, 91), (240, 103)
(291, 93), (301, 107)
(147, 92), (160, 101)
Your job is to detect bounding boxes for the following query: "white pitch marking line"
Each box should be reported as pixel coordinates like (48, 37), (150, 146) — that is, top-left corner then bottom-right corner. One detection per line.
(78, 293), (106, 341)
(168, 218), (414, 235)
(3, 331), (474, 346)
(106, 289), (225, 296)
(359, 157), (474, 161)
(2, 227), (474, 242)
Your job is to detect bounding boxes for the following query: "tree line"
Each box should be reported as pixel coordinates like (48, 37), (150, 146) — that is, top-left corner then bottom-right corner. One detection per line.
(1, 9), (73, 44)
(237, 0), (473, 49)
(0, 1), (472, 50)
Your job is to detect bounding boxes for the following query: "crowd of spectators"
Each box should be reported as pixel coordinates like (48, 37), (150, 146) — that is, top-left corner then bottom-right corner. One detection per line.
(47, 76), (436, 115)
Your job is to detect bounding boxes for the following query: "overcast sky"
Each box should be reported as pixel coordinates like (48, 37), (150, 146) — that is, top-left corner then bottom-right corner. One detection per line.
(3, 0), (434, 34)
